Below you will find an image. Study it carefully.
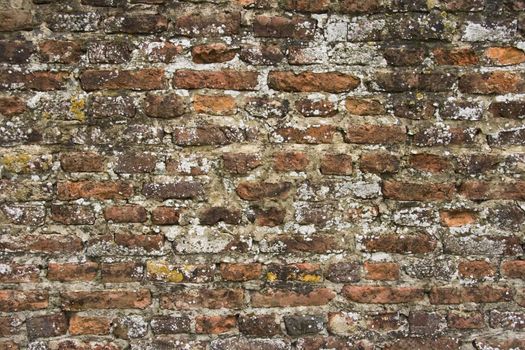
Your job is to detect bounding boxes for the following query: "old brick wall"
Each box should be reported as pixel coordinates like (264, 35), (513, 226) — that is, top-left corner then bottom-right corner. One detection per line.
(1, 0), (525, 349)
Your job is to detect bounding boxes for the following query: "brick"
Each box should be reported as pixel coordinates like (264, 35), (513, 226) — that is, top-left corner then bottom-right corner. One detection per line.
(345, 98), (384, 115)
(0, 204), (45, 226)
(50, 204), (96, 225)
(0, 264), (39, 283)
(192, 43), (238, 64)
(0, 290), (48, 312)
(199, 207), (241, 225)
(320, 154), (353, 175)
(326, 262), (360, 283)
(342, 285), (425, 304)
(114, 152), (157, 173)
(409, 153), (450, 173)
(372, 71), (456, 92)
(236, 181), (292, 200)
(61, 290), (151, 310)
(501, 260), (525, 279)
(220, 263), (262, 281)
(447, 311), (485, 329)
(268, 71), (360, 92)
(340, 0), (383, 13)
(295, 98), (337, 117)
(0, 316), (21, 337)
(80, 69), (165, 91)
(140, 41), (182, 63)
(459, 180), (525, 200)
(0, 10), (33, 31)
(39, 40), (82, 63)
(57, 181), (133, 200)
(360, 152), (400, 173)
(173, 70), (258, 90)
(489, 310), (525, 330)
(383, 337), (460, 350)
(210, 338), (289, 350)
(249, 206), (286, 227)
(284, 315), (324, 336)
(266, 263), (322, 283)
(143, 181), (203, 199)
(474, 337), (525, 350)
(0, 40), (34, 63)
(254, 15), (316, 39)
(195, 315), (237, 334)
(0, 234), (83, 254)
(0, 96), (26, 116)
(281, 0), (331, 12)
(362, 233), (437, 254)
(160, 288), (244, 309)
(429, 286), (512, 304)
(364, 262), (400, 280)
(489, 101), (525, 119)
(459, 71), (525, 94)
(239, 314), (281, 336)
(274, 125), (336, 144)
(383, 180), (455, 201)
(344, 125), (406, 144)
(240, 43), (285, 65)
(458, 260), (496, 279)
(173, 11), (240, 37)
(60, 152), (105, 172)
(408, 311), (445, 335)
(151, 207), (180, 225)
(104, 205), (147, 223)
(0, 70), (68, 91)
(251, 287), (335, 307)
(383, 46), (426, 66)
(485, 47), (525, 65)
(274, 151), (309, 172)
(433, 47), (479, 65)
(489, 127), (525, 146)
(193, 94), (236, 115)
(150, 316), (191, 334)
(439, 209), (476, 227)
(114, 233), (164, 252)
(69, 315), (112, 335)
(48, 262), (98, 282)
(100, 262), (143, 283)
(223, 153), (262, 174)
(144, 93), (186, 118)
(103, 14), (168, 33)
(26, 313), (67, 339)
(88, 95), (136, 118)
(263, 234), (343, 253)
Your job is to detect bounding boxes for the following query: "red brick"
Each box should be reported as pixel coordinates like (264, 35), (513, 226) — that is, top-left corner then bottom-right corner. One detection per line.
(447, 311), (485, 329)
(60, 152), (105, 172)
(439, 210), (476, 227)
(104, 205), (147, 223)
(220, 263), (262, 281)
(151, 207), (180, 225)
(0, 96), (26, 116)
(459, 180), (525, 200)
(485, 47), (525, 65)
(144, 93), (187, 118)
(362, 233), (437, 254)
(274, 125), (336, 144)
(27, 313), (67, 340)
(342, 285), (425, 304)
(429, 286), (512, 304)
(383, 337), (460, 350)
(0, 10), (33, 31)
(61, 290), (151, 310)
(280, 0), (331, 12)
(100, 262), (143, 283)
(268, 71), (359, 92)
(383, 180), (456, 201)
(0, 264), (39, 283)
(360, 152), (400, 173)
(173, 70), (258, 90)
(0, 290), (48, 312)
(0, 70), (68, 91)
(173, 11), (240, 37)
(501, 260), (525, 279)
(364, 262), (399, 281)
(173, 126), (251, 146)
(339, 0), (383, 13)
(344, 125), (406, 144)
(39, 40), (82, 63)
(345, 98), (384, 115)
(254, 15), (316, 39)
(372, 71), (455, 92)
(193, 94), (236, 115)
(223, 153), (262, 174)
(295, 98), (337, 117)
(104, 14), (168, 33)
(80, 69), (165, 91)
(192, 43), (238, 64)
(239, 314), (281, 336)
(458, 260), (496, 279)
(433, 47), (479, 65)
(161, 288), (244, 309)
(409, 153), (451, 173)
(142, 181), (203, 200)
(48, 262), (98, 282)
(320, 154), (353, 175)
(114, 233), (163, 252)
(0, 40), (34, 63)
(236, 181), (292, 200)
(69, 315), (112, 335)
(57, 180), (133, 200)
(274, 151), (309, 172)
(195, 315), (237, 334)
(251, 287), (335, 307)
(459, 71), (525, 94)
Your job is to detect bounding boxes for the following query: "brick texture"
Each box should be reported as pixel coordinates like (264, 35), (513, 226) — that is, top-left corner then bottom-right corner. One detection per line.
(0, 0), (523, 348)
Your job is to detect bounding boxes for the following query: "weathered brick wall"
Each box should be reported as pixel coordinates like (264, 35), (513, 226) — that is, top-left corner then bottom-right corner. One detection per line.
(0, 0), (525, 349)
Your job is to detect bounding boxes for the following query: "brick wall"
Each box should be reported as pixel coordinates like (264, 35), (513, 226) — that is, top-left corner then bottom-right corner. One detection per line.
(1, 0), (525, 349)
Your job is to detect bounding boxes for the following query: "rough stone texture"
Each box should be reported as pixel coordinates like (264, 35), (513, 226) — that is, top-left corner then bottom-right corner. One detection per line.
(0, 0), (523, 348)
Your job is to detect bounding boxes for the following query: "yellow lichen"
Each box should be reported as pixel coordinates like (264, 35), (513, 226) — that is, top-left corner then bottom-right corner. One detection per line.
(146, 261), (184, 283)
(266, 272), (278, 282)
(70, 97), (86, 122)
(1, 153), (32, 173)
(299, 274), (322, 283)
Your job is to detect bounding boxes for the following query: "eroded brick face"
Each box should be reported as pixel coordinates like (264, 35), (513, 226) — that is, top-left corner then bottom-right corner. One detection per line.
(0, 0), (524, 349)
